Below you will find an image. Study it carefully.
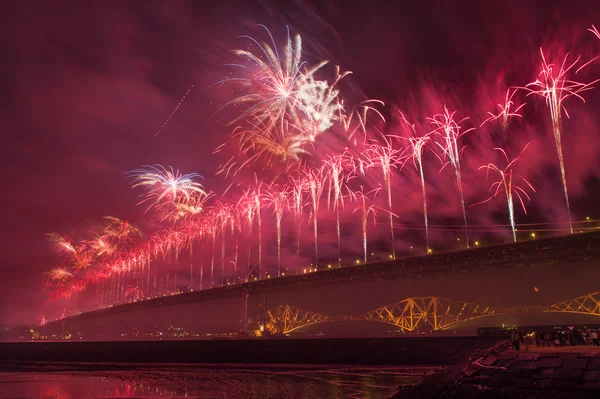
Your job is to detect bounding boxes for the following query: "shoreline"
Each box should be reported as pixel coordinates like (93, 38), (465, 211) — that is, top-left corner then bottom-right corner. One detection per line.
(394, 342), (600, 398)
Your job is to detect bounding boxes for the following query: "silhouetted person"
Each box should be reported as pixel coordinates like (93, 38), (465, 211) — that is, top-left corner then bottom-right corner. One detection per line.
(511, 330), (520, 351)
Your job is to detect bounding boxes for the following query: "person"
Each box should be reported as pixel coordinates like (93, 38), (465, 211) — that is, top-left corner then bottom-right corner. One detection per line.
(591, 330), (599, 346)
(511, 330), (521, 351)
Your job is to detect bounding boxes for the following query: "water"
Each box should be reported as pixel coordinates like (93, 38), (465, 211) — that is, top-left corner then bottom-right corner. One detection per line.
(0, 363), (438, 398)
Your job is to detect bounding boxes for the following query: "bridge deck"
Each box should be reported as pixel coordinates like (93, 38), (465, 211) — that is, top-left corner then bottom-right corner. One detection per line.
(44, 231), (600, 328)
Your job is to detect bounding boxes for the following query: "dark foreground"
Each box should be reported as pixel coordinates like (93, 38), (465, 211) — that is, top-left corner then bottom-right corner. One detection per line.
(397, 341), (600, 398)
(0, 336), (493, 365)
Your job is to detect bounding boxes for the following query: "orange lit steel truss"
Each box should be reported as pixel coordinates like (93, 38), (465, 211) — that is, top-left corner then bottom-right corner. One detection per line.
(264, 305), (331, 335)
(264, 292), (600, 334)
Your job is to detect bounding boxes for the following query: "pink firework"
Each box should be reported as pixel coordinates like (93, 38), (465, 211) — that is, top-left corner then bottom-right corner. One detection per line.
(399, 111), (433, 253)
(264, 183), (290, 276)
(321, 154), (349, 267)
(124, 285), (144, 302)
(350, 186), (381, 263)
(363, 136), (405, 259)
(429, 106), (475, 248)
(523, 48), (600, 234)
(480, 88), (526, 133)
(304, 168), (325, 269)
(472, 143), (536, 242)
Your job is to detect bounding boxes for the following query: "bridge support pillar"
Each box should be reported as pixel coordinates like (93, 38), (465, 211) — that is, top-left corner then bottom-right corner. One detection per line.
(240, 287), (267, 336)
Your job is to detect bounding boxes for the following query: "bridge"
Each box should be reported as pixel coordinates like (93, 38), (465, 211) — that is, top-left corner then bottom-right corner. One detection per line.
(42, 230), (600, 333)
(262, 292), (600, 334)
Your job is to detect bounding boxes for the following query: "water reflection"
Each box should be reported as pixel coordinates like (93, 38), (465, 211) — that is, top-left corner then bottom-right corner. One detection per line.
(0, 364), (439, 398)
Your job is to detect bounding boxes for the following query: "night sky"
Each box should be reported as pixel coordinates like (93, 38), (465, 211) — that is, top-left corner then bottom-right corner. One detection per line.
(2, 0), (600, 326)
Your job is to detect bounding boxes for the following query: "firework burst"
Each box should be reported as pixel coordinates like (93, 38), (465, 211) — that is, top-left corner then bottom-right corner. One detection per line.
(128, 165), (207, 215)
(523, 48), (600, 233)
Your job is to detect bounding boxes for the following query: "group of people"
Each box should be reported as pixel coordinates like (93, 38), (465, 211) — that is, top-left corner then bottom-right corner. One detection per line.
(511, 328), (599, 351)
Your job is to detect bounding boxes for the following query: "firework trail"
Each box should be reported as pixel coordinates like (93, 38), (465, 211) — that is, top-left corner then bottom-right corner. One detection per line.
(340, 99), (386, 145)
(289, 175), (306, 264)
(351, 186), (380, 263)
(399, 112), (433, 253)
(523, 48), (600, 234)
(480, 88), (526, 144)
(430, 106), (474, 248)
(154, 85), (194, 137)
(265, 184), (290, 277)
(214, 201), (234, 285)
(124, 284), (144, 302)
(590, 25), (600, 39)
(238, 188), (258, 280)
(472, 143), (536, 242)
(363, 136), (405, 259)
(305, 168), (325, 269)
(39, 315), (47, 326)
(322, 154), (347, 267)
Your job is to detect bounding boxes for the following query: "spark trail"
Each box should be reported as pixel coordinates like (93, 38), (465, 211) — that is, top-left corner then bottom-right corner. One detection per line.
(364, 136), (404, 259)
(430, 106), (474, 248)
(400, 112), (432, 253)
(265, 184), (290, 277)
(524, 48), (600, 233)
(472, 144), (536, 242)
(351, 186), (380, 263)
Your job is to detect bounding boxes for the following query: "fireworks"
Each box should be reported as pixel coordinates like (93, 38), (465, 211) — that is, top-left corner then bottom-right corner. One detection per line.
(523, 48), (600, 233)
(321, 154), (348, 266)
(264, 184), (290, 276)
(430, 106), (475, 248)
(39, 25), (600, 323)
(399, 111), (432, 253)
(48, 267), (73, 281)
(46, 233), (77, 256)
(124, 285), (144, 302)
(216, 26), (348, 170)
(128, 165), (207, 215)
(480, 88), (526, 135)
(351, 186), (380, 263)
(363, 136), (405, 259)
(473, 144), (536, 242)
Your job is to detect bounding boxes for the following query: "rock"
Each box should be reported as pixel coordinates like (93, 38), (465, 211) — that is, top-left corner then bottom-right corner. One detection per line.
(563, 357), (588, 369)
(537, 357), (564, 368)
(554, 366), (583, 382)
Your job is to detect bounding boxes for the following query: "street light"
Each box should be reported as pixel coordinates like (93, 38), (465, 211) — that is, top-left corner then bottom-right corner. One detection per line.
(531, 232), (536, 241)
(474, 241), (479, 248)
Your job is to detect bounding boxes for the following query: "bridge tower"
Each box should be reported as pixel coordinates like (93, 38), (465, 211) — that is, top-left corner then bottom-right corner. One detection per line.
(240, 286), (267, 336)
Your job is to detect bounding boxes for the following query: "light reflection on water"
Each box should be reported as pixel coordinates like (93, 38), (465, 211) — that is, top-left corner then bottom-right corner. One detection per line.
(0, 364), (439, 398)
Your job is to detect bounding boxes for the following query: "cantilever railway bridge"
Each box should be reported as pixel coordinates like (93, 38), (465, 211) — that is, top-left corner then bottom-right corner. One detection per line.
(43, 231), (600, 332)
(261, 292), (600, 334)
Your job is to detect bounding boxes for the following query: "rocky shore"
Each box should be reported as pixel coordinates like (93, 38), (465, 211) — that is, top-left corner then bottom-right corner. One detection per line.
(394, 341), (600, 398)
